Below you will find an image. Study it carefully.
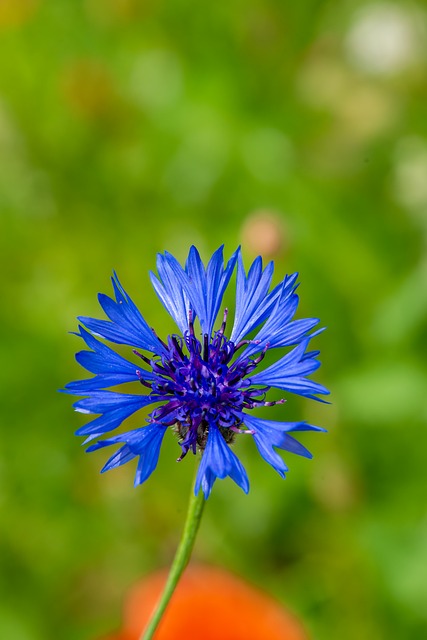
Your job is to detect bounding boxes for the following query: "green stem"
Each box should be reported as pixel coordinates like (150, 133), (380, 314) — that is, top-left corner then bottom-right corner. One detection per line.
(140, 475), (206, 640)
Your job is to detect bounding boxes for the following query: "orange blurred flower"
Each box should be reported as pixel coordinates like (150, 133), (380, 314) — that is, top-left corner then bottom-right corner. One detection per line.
(240, 210), (287, 259)
(100, 565), (308, 640)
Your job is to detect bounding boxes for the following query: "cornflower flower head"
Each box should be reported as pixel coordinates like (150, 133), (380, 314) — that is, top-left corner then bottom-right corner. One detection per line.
(64, 246), (328, 498)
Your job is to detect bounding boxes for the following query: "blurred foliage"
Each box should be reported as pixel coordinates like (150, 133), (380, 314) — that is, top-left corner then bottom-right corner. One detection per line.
(1, 1), (427, 639)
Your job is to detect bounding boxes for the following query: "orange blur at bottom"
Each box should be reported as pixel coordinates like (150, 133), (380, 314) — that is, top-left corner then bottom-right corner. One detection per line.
(99, 565), (308, 640)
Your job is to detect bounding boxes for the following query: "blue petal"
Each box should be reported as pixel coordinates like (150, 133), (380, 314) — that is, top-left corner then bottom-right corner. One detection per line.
(63, 326), (154, 392)
(64, 374), (140, 393)
(204, 246), (239, 336)
(86, 423), (168, 486)
(194, 423), (249, 498)
(249, 339), (330, 400)
(153, 246), (239, 336)
(289, 422), (327, 432)
(243, 413), (326, 438)
(230, 253), (298, 344)
(76, 326), (153, 377)
(184, 246), (208, 325)
(150, 253), (192, 334)
(76, 410), (132, 440)
(79, 273), (167, 356)
(242, 414), (322, 476)
(184, 246), (239, 336)
(73, 391), (159, 440)
(239, 276), (320, 357)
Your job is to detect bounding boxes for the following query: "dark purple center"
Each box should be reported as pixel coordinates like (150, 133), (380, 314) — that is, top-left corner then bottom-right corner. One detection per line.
(135, 311), (282, 460)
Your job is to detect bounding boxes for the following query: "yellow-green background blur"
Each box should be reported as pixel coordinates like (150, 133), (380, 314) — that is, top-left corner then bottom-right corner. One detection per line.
(1, 1), (426, 639)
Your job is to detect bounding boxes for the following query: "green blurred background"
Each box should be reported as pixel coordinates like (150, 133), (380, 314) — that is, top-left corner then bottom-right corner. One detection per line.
(1, 1), (426, 638)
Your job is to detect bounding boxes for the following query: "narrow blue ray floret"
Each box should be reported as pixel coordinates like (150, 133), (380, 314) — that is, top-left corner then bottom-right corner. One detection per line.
(64, 247), (328, 498)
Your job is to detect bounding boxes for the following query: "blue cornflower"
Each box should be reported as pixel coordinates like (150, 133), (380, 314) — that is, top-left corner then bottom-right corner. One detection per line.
(64, 247), (328, 498)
